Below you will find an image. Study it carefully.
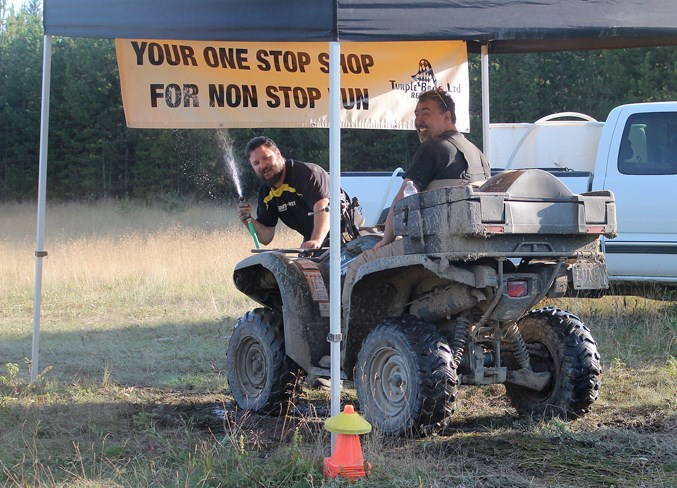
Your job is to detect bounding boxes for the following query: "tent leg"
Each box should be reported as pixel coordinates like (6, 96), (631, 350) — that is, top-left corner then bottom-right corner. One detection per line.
(481, 43), (490, 155)
(328, 41), (342, 449)
(32, 35), (52, 381)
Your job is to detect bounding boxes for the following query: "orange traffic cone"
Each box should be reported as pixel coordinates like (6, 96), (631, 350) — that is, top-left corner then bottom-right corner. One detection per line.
(323, 404), (372, 481)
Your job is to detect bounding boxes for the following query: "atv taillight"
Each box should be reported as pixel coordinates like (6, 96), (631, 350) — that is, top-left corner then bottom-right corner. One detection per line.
(506, 280), (528, 297)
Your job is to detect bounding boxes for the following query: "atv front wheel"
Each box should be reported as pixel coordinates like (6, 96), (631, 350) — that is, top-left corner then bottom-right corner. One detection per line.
(355, 316), (457, 436)
(505, 307), (601, 419)
(226, 308), (299, 413)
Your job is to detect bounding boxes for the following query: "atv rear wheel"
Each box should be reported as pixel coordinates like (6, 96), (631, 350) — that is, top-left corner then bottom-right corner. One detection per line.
(355, 316), (457, 436)
(226, 308), (299, 413)
(505, 307), (601, 419)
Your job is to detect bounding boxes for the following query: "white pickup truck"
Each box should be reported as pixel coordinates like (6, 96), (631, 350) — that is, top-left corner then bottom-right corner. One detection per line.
(341, 102), (677, 287)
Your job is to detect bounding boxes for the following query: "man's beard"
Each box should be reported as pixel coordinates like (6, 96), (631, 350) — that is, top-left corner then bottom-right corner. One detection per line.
(260, 166), (284, 186)
(416, 125), (432, 143)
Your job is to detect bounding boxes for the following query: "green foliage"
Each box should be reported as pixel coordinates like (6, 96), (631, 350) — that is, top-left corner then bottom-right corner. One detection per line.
(0, 3), (43, 199)
(0, 361), (52, 397)
(0, 363), (20, 395)
(469, 47), (677, 147)
(667, 356), (677, 378)
(158, 190), (188, 212)
(1, 6), (675, 201)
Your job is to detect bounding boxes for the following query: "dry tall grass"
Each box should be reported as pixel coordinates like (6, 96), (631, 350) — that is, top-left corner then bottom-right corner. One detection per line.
(1, 199), (299, 319)
(1, 200), (298, 384)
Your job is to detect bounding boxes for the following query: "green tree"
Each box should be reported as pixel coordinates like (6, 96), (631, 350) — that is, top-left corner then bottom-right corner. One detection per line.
(0, 2), (43, 200)
(48, 37), (126, 199)
(0, 22), (675, 203)
(131, 129), (225, 201)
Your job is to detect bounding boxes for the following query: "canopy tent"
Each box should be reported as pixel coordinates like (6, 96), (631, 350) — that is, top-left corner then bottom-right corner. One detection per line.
(45, 0), (677, 50)
(35, 1), (677, 424)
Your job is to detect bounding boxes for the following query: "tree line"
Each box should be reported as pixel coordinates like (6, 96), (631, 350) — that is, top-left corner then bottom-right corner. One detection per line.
(1, 2), (675, 202)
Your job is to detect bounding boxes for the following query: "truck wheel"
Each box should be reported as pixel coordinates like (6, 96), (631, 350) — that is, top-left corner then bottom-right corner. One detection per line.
(505, 307), (601, 419)
(355, 316), (457, 436)
(226, 308), (298, 413)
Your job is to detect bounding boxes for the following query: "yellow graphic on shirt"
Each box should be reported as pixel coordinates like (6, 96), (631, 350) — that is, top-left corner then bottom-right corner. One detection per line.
(263, 184), (301, 209)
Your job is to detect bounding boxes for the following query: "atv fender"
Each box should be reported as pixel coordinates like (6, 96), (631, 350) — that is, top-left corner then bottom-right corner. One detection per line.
(346, 253), (492, 316)
(233, 252), (330, 373)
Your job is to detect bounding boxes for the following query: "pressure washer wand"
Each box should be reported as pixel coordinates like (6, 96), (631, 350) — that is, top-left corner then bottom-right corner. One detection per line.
(240, 197), (260, 249)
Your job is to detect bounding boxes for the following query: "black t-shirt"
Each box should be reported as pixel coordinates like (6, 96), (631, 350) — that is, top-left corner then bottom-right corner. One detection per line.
(404, 130), (469, 189)
(256, 159), (330, 241)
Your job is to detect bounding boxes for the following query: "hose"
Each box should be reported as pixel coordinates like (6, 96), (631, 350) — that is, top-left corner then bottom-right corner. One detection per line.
(239, 197), (260, 249)
(247, 218), (260, 249)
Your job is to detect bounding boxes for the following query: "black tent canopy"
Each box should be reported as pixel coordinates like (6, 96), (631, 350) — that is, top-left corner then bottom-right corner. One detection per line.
(44, 0), (677, 50)
(34, 1), (677, 418)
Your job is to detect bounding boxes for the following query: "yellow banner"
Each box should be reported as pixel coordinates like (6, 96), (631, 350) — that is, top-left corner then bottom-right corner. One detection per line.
(115, 40), (469, 131)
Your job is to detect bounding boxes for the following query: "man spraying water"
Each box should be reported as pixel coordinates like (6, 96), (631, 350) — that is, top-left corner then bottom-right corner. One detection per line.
(237, 136), (331, 250)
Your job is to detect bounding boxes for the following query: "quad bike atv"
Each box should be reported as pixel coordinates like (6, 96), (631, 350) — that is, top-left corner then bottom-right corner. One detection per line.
(226, 169), (616, 436)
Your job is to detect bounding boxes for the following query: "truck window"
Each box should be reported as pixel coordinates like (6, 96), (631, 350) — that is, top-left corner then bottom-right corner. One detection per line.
(618, 112), (677, 175)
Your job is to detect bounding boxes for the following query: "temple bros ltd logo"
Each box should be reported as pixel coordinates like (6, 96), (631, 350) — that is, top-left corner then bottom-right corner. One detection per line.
(414, 58), (437, 85)
(389, 58), (462, 98)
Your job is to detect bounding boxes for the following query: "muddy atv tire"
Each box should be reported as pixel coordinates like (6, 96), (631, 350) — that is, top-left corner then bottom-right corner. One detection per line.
(505, 307), (601, 419)
(355, 316), (457, 436)
(226, 308), (299, 413)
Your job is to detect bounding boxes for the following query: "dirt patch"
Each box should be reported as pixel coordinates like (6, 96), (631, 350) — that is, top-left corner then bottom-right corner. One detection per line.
(126, 381), (676, 456)
(135, 390), (333, 450)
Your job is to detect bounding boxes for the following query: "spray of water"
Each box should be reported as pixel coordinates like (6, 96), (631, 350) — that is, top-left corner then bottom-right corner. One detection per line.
(217, 128), (243, 199)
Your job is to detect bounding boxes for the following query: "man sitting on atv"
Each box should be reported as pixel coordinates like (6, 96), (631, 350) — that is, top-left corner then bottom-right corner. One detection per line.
(342, 88), (490, 307)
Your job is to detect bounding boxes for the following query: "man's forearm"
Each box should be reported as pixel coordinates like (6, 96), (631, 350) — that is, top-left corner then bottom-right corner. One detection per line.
(311, 213), (330, 244)
(377, 180), (407, 247)
(246, 218), (275, 245)
(309, 198), (330, 244)
(379, 208), (396, 246)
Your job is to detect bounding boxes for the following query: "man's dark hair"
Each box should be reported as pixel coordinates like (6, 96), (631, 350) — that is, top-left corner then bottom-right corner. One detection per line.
(418, 88), (456, 124)
(244, 136), (278, 158)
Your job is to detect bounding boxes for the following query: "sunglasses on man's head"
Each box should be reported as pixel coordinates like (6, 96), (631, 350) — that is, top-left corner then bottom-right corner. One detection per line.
(432, 88), (450, 111)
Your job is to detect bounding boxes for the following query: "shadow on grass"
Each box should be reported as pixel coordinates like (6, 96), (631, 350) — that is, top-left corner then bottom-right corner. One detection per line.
(0, 317), (240, 388)
(0, 388), (331, 455)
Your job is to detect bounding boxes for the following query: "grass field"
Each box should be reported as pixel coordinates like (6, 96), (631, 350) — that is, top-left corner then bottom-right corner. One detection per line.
(1, 201), (675, 487)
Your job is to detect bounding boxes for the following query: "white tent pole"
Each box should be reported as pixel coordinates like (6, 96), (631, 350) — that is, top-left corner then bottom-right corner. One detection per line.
(328, 41), (342, 422)
(481, 43), (490, 155)
(31, 34), (52, 381)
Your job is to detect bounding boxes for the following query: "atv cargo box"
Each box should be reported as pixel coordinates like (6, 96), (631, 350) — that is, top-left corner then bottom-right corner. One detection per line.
(393, 169), (616, 257)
